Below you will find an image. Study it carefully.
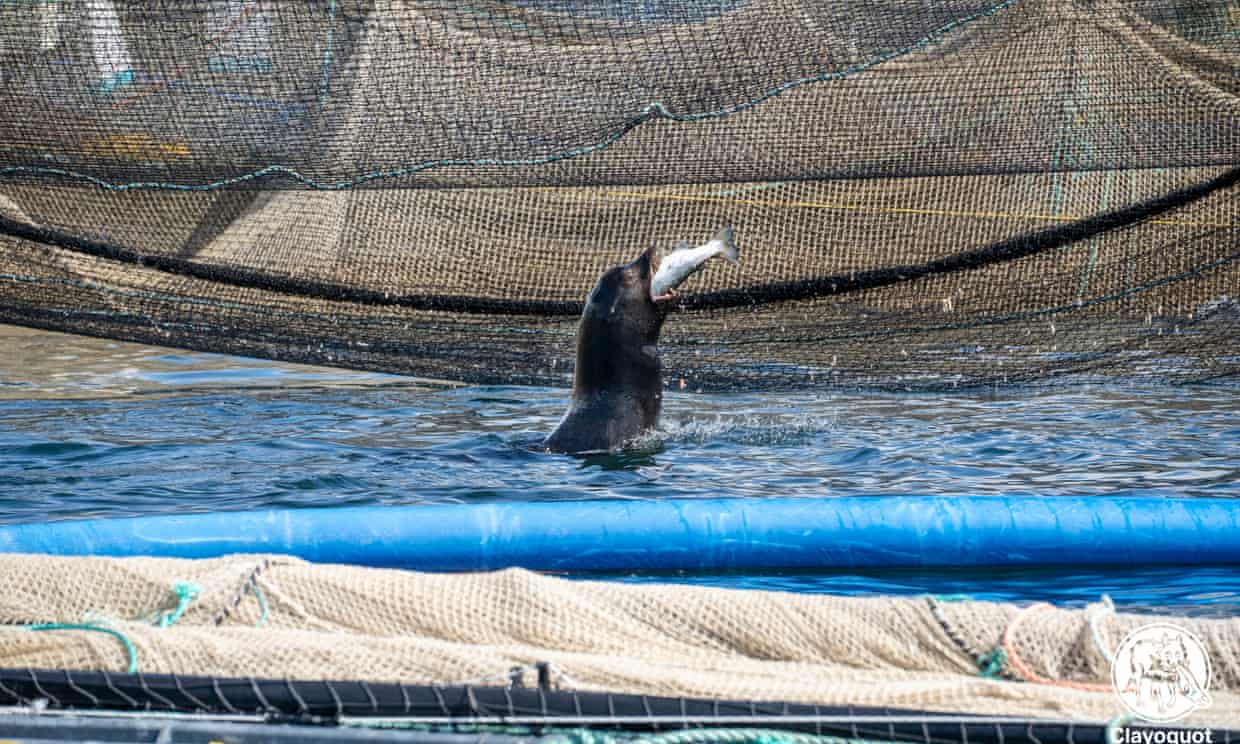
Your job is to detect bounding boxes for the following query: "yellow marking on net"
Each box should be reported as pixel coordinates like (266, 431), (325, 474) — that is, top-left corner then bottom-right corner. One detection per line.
(79, 134), (192, 160)
(564, 188), (1235, 230)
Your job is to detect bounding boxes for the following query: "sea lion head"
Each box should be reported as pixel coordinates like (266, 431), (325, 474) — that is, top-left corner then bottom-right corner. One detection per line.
(583, 245), (665, 336)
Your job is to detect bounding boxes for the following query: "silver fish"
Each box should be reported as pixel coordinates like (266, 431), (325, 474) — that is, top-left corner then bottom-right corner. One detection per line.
(650, 225), (739, 300)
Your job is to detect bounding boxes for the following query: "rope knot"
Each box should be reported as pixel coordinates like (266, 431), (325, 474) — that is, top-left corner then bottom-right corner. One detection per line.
(978, 647), (1008, 678)
(156, 580), (202, 628)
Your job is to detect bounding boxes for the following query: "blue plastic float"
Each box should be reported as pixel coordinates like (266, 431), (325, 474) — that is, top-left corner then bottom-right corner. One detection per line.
(0, 496), (1237, 570)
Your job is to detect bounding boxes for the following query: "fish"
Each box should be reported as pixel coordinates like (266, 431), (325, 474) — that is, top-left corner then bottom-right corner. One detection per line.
(650, 225), (739, 300)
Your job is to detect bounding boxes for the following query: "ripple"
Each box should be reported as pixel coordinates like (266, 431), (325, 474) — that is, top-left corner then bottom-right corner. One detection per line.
(9, 441), (95, 456)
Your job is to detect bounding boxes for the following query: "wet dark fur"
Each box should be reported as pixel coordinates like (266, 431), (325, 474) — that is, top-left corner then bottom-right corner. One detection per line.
(543, 247), (666, 453)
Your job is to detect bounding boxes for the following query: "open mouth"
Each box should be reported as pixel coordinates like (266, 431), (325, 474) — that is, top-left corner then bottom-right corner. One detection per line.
(639, 244), (657, 276)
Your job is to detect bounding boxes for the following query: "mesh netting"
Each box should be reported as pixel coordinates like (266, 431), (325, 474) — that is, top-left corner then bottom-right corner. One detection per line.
(1, 1), (1238, 388)
(0, 554), (1238, 726)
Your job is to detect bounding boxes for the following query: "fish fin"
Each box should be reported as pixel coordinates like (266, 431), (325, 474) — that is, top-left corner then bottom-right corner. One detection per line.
(713, 225), (739, 264)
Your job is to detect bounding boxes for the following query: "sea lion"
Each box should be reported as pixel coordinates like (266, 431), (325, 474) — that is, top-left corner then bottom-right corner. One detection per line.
(543, 245), (669, 453)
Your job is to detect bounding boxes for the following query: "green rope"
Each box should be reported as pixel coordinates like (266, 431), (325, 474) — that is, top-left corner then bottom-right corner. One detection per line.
(539, 729), (887, 744)
(250, 582), (269, 628)
(977, 648), (1008, 679)
(155, 581), (201, 628)
(318, 0), (337, 104)
(638, 731), (867, 744)
(23, 580), (202, 677)
(25, 623), (138, 674)
(346, 722), (886, 744)
(637, 729), (879, 744)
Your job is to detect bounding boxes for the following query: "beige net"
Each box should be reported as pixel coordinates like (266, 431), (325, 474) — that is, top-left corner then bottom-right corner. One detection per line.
(0, 553), (1236, 726)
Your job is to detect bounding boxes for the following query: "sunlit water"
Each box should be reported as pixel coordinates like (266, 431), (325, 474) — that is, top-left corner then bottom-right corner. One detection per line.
(2, 326), (1238, 614)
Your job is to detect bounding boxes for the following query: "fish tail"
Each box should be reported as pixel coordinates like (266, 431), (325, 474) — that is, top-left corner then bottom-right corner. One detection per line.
(713, 225), (739, 264)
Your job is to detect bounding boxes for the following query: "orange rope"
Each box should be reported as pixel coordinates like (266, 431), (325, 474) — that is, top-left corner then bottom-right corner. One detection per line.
(1000, 602), (1113, 693)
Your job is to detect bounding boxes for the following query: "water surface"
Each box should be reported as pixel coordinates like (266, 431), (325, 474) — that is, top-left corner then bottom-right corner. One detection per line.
(2, 326), (1238, 614)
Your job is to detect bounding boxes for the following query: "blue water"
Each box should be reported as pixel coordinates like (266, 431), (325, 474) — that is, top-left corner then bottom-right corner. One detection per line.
(2, 327), (1239, 614)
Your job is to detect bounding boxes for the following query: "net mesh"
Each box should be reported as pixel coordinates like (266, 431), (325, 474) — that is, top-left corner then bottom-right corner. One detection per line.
(1, 1), (1239, 388)
(0, 554), (1237, 726)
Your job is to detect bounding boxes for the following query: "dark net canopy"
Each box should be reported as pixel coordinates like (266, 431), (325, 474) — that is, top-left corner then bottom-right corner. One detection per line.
(0, 0), (1237, 389)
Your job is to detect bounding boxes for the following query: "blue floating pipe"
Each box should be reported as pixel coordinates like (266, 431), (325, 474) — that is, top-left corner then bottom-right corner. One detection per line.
(0, 496), (1238, 571)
